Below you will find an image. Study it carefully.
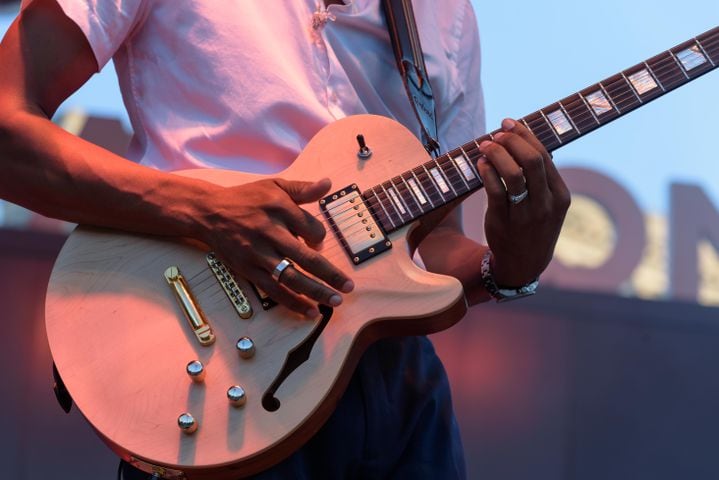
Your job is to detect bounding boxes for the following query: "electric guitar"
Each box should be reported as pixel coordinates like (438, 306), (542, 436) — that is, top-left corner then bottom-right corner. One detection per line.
(45, 27), (719, 479)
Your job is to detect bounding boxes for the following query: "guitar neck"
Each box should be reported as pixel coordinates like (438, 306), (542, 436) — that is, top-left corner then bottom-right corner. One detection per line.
(363, 26), (719, 234)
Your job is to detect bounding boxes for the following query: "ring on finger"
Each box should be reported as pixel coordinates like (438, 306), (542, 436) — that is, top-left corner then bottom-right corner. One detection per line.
(271, 258), (294, 282)
(508, 188), (529, 205)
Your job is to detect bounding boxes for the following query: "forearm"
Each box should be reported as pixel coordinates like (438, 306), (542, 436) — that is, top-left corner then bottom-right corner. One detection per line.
(0, 108), (213, 240)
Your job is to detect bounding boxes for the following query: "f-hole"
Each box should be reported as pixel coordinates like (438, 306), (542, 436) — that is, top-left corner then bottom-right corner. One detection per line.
(261, 305), (333, 412)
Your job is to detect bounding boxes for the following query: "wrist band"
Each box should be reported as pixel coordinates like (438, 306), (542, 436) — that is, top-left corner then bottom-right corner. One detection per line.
(480, 249), (539, 303)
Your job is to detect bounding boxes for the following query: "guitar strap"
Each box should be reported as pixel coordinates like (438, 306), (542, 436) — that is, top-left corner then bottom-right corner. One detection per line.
(381, 0), (441, 156)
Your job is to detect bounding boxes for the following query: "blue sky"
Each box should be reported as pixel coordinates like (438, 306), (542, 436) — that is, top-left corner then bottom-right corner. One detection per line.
(2, 1), (718, 214)
(471, 0), (719, 214)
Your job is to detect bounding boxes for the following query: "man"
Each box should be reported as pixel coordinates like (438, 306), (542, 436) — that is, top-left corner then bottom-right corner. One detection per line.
(0, 0), (569, 477)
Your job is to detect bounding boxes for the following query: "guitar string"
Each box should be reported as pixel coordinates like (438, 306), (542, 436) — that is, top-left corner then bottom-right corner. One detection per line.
(182, 33), (719, 267)
(180, 35), (719, 294)
(309, 30), (719, 230)
(304, 32), (719, 232)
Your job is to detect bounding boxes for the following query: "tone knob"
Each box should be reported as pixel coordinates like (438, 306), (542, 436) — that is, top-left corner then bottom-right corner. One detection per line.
(177, 413), (198, 434)
(186, 360), (205, 383)
(227, 385), (247, 408)
(236, 337), (256, 359)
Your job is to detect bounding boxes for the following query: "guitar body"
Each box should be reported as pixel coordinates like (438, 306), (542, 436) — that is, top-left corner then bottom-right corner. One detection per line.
(45, 114), (467, 479)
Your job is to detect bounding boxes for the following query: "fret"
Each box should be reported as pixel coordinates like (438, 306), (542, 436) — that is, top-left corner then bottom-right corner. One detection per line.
(577, 93), (601, 126)
(357, 26), (718, 240)
(539, 110), (563, 144)
(695, 38), (716, 67)
(420, 164), (447, 203)
(558, 101), (581, 134)
(669, 50), (691, 79)
(561, 94), (598, 134)
(522, 113), (561, 151)
(457, 147), (480, 183)
(433, 158), (461, 197)
(697, 28), (719, 64)
(377, 185), (403, 226)
(520, 118), (536, 135)
(390, 176), (417, 217)
(398, 174), (425, 215)
(604, 75), (641, 113)
(647, 52), (685, 90)
(410, 170), (434, 208)
(369, 187), (396, 231)
(643, 61), (666, 92)
(620, 72), (643, 103)
(384, 181), (409, 218)
(598, 81), (621, 113)
(430, 159), (456, 197)
(447, 154), (471, 189)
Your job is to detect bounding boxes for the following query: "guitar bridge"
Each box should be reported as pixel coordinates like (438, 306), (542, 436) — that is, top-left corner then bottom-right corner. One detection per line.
(206, 253), (253, 319)
(320, 184), (391, 265)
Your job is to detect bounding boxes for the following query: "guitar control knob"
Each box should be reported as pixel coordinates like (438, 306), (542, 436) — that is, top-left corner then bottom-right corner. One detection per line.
(186, 360), (206, 383)
(236, 337), (256, 359)
(227, 385), (247, 408)
(178, 413), (198, 434)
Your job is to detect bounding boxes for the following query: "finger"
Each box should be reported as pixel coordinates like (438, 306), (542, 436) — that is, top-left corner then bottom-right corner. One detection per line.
(503, 118), (572, 209)
(276, 263), (344, 307)
(475, 156), (508, 215)
(276, 229), (354, 293)
(502, 118), (565, 193)
(478, 140), (526, 197)
(492, 130), (548, 198)
(249, 266), (320, 318)
(280, 205), (327, 246)
(275, 177), (332, 204)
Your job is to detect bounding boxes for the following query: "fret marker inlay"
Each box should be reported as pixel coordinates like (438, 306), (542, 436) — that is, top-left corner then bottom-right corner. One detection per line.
(453, 154), (477, 181)
(429, 168), (450, 194)
(628, 69), (658, 95)
(547, 109), (573, 136)
(387, 187), (406, 215)
(407, 178), (427, 205)
(585, 90), (613, 116)
(677, 45), (708, 71)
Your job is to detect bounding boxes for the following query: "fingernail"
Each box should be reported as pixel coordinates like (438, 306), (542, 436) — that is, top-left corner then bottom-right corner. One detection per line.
(494, 132), (506, 141)
(342, 280), (354, 293)
(502, 118), (516, 131)
(329, 294), (342, 306)
(306, 307), (320, 318)
(479, 141), (493, 151)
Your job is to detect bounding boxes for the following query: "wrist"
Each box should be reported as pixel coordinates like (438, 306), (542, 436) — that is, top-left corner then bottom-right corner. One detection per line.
(480, 249), (539, 302)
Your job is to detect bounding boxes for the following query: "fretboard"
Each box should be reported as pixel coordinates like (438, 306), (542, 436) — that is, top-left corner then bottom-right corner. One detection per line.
(363, 26), (719, 234)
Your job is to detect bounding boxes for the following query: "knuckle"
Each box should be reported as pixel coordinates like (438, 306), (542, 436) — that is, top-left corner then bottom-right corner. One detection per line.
(506, 168), (525, 185)
(557, 191), (572, 211)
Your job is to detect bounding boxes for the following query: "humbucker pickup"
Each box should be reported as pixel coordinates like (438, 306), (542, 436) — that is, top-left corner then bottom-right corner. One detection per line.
(320, 184), (391, 264)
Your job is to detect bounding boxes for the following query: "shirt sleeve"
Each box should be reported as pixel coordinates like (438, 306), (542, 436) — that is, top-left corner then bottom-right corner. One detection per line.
(436, 0), (486, 150)
(22, 0), (148, 70)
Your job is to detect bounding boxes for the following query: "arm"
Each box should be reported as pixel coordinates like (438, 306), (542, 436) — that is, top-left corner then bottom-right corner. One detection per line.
(0, 0), (352, 316)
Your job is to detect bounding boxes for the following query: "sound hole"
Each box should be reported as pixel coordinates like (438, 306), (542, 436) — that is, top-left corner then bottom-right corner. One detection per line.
(261, 305), (333, 412)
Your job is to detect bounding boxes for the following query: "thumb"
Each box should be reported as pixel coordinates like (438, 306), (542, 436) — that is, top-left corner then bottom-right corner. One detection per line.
(276, 178), (332, 204)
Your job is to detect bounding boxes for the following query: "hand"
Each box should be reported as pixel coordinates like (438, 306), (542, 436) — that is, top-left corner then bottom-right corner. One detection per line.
(197, 178), (354, 317)
(477, 118), (571, 287)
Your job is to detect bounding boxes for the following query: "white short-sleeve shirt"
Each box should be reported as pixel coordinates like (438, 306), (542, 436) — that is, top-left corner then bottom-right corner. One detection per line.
(29, 0), (485, 174)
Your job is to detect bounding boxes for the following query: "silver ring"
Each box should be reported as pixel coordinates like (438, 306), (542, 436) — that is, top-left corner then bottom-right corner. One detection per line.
(508, 189), (529, 205)
(271, 258), (293, 282)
